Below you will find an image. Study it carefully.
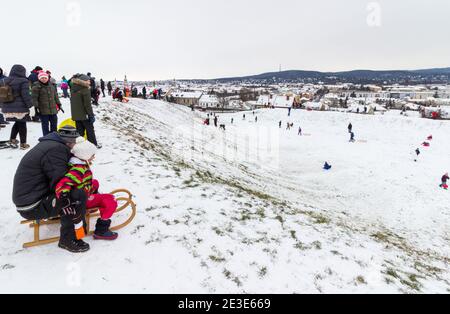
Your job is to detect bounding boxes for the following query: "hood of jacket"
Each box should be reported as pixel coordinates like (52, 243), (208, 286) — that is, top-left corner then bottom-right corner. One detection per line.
(9, 65), (27, 79)
(38, 132), (68, 145)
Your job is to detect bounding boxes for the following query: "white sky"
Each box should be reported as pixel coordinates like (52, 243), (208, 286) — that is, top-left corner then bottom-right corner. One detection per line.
(1, 0), (449, 81)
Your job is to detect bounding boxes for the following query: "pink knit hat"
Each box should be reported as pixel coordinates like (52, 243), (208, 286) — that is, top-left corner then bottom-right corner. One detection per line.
(38, 71), (49, 81)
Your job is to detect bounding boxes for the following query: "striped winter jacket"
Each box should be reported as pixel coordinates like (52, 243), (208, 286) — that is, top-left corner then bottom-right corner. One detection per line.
(55, 157), (94, 199)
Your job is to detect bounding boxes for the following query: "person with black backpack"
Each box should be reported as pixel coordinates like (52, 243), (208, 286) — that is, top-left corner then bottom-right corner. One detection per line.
(0, 64), (33, 150)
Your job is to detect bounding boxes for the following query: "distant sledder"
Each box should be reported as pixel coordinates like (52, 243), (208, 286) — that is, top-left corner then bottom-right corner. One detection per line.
(440, 173), (449, 190)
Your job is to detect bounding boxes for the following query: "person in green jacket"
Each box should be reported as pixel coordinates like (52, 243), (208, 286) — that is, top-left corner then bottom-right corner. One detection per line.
(32, 71), (62, 136)
(69, 74), (99, 147)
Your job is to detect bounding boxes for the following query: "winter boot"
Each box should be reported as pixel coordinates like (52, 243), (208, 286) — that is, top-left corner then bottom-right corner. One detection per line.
(93, 219), (118, 240)
(9, 139), (19, 149)
(59, 223), (90, 253)
(58, 237), (90, 253)
(20, 143), (30, 150)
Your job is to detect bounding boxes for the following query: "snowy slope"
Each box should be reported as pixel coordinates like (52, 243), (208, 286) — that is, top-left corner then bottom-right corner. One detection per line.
(0, 97), (449, 293)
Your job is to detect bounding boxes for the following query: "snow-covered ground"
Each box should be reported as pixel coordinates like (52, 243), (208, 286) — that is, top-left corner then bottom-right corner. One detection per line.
(0, 96), (449, 293)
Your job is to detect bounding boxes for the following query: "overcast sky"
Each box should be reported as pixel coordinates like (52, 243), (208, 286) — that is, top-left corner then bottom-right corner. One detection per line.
(1, 0), (449, 81)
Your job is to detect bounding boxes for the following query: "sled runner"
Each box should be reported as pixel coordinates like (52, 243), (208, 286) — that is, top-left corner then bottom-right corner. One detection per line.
(20, 189), (136, 248)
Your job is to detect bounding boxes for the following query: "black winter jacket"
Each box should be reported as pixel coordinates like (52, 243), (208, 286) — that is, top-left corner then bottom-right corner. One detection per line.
(13, 133), (72, 207)
(0, 65), (32, 114)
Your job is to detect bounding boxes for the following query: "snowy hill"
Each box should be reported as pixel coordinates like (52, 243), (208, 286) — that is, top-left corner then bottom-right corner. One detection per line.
(0, 97), (449, 293)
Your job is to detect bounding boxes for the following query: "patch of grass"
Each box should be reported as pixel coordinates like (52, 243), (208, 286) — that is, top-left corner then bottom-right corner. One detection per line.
(240, 212), (252, 222)
(294, 242), (309, 251)
(400, 278), (421, 292)
(312, 241), (322, 250)
(223, 269), (243, 287)
(256, 208), (266, 219)
(414, 262), (443, 276)
(356, 276), (367, 285)
(258, 267), (268, 278)
(131, 225), (145, 235)
(275, 215), (284, 224)
(1, 264), (15, 270)
(290, 230), (297, 241)
(209, 255), (226, 263)
(385, 268), (400, 279)
(212, 227), (225, 236)
(308, 211), (331, 224)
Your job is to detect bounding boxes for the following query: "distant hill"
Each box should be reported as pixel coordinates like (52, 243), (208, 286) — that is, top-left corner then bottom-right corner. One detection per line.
(214, 68), (450, 84)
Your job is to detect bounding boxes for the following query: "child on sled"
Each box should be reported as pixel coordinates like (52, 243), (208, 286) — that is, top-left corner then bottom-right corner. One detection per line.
(55, 137), (119, 241)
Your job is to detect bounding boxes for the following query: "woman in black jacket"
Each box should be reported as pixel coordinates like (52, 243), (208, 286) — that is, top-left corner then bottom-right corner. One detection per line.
(0, 65), (33, 149)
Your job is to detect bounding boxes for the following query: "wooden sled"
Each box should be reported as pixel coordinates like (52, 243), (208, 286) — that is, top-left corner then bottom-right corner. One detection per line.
(20, 189), (137, 249)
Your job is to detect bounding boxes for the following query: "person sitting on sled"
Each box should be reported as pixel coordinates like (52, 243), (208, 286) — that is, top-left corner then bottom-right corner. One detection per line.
(440, 173), (449, 190)
(55, 137), (119, 244)
(323, 162), (332, 170)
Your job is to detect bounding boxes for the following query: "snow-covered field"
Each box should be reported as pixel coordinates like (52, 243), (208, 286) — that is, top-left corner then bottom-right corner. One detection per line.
(0, 96), (449, 293)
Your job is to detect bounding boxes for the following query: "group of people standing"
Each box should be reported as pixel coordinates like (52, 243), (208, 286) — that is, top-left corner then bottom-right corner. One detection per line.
(0, 64), (119, 253)
(0, 64), (101, 150)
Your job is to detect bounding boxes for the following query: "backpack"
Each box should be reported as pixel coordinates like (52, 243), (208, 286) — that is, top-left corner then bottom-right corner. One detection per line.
(0, 79), (15, 103)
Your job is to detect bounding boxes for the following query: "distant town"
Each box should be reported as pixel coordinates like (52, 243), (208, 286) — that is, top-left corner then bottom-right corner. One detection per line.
(116, 67), (450, 120)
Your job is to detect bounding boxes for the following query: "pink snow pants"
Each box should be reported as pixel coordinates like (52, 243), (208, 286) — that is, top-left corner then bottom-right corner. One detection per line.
(86, 180), (118, 220)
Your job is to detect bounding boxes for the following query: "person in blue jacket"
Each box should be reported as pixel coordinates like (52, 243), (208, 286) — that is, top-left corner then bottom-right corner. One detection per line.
(323, 162), (332, 170)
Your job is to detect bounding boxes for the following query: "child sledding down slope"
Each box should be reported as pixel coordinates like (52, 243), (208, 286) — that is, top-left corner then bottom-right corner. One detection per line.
(55, 137), (119, 245)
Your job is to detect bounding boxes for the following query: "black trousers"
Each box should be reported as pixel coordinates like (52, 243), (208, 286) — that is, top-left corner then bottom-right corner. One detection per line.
(10, 121), (27, 144)
(75, 120), (98, 146)
(18, 189), (87, 240)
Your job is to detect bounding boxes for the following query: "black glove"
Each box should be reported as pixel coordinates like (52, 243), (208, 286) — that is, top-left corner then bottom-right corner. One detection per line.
(59, 193), (77, 216)
(88, 115), (96, 124)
